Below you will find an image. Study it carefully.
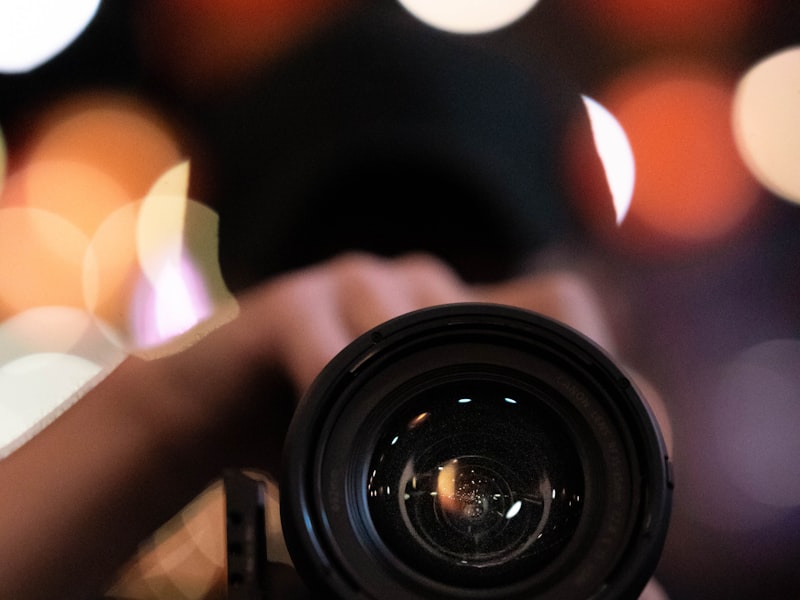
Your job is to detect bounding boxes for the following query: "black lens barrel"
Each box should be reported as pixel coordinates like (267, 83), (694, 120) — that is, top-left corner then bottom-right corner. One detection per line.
(281, 303), (672, 600)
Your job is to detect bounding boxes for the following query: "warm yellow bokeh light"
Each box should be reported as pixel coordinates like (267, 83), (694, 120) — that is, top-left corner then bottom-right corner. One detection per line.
(0, 207), (89, 316)
(0, 0), (100, 73)
(0, 124), (6, 196)
(397, 0), (540, 34)
(137, 162), (191, 287)
(0, 159), (238, 459)
(733, 46), (800, 205)
(83, 202), (141, 333)
(25, 92), (183, 202)
(108, 482), (226, 600)
(7, 159), (130, 237)
(129, 161), (238, 357)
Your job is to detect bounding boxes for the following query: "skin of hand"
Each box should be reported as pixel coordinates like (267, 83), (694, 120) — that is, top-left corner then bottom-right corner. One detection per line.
(0, 252), (667, 600)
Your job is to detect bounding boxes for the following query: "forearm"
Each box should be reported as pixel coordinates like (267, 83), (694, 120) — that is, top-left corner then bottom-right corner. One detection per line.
(0, 308), (278, 600)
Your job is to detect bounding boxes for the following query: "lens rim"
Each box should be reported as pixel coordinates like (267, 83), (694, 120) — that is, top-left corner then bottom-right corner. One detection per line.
(281, 303), (672, 600)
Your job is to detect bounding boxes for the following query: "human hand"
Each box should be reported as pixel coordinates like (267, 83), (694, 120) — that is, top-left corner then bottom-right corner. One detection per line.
(0, 251), (668, 600)
(237, 251), (616, 396)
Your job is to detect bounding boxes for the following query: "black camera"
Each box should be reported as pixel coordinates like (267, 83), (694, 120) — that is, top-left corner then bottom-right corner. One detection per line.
(228, 303), (672, 599)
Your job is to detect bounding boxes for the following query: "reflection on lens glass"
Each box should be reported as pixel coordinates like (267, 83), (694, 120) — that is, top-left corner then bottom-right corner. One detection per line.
(367, 378), (584, 588)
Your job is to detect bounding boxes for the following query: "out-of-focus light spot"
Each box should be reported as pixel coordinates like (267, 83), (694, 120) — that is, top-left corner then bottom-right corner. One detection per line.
(0, 157), (235, 456)
(154, 263), (206, 342)
(0, 0), (100, 74)
(569, 0), (754, 48)
(505, 500), (523, 519)
(585, 63), (761, 255)
(0, 352), (104, 457)
(181, 200), (237, 311)
(108, 483), (226, 599)
(128, 162), (237, 356)
(408, 412), (430, 429)
(0, 125), (6, 195)
(0, 307), (127, 458)
(130, 255), (213, 352)
(0, 306), (92, 362)
(733, 47), (800, 205)
(4, 160), (129, 237)
(437, 460), (458, 513)
(581, 95), (635, 225)
(397, 0), (540, 34)
(687, 339), (800, 533)
(712, 340), (800, 510)
(83, 202), (140, 335)
(0, 207), (88, 316)
(139, 0), (350, 94)
(25, 93), (183, 207)
(0, 305), (124, 368)
(137, 162), (190, 286)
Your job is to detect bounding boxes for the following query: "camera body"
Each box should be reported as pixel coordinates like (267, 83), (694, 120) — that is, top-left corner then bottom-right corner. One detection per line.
(230, 303), (672, 599)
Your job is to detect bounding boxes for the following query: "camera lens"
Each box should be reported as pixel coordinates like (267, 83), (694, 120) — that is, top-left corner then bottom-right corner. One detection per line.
(366, 377), (585, 588)
(281, 304), (672, 600)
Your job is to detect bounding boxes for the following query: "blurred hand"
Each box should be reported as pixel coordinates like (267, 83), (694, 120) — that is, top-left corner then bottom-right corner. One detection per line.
(238, 251), (616, 395)
(0, 251), (670, 600)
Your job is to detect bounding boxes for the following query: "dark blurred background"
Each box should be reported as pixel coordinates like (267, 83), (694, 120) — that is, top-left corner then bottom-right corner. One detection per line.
(0, 1), (798, 599)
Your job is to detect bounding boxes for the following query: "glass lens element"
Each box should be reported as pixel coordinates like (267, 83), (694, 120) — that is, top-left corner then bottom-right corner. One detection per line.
(366, 378), (584, 588)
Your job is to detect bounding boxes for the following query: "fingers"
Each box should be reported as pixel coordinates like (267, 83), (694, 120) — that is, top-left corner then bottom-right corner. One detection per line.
(330, 252), (472, 335)
(245, 252), (472, 393)
(245, 252), (616, 397)
(476, 270), (617, 353)
(247, 264), (352, 392)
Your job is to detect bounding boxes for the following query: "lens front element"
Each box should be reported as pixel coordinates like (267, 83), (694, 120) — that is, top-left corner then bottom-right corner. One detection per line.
(367, 378), (584, 588)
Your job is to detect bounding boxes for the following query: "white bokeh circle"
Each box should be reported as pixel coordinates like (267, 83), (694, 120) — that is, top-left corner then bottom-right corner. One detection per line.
(397, 0), (540, 34)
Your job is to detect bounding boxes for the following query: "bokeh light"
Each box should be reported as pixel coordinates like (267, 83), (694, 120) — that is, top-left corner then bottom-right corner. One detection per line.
(712, 340), (800, 511)
(0, 207), (89, 316)
(733, 46), (800, 205)
(584, 63), (762, 255)
(127, 162), (236, 355)
(136, 161), (192, 288)
(3, 159), (129, 237)
(0, 157), (236, 456)
(0, 305), (126, 457)
(684, 339), (800, 534)
(568, 0), (754, 48)
(137, 0), (349, 94)
(580, 95), (635, 225)
(130, 255), (213, 352)
(107, 481), (226, 600)
(0, 306), (92, 364)
(24, 92), (183, 209)
(0, 125), (6, 196)
(0, 305), (125, 458)
(0, 0), (101, 73)
(397, 0), (541, 34)
(83, 202), (141, 333)
(0, 353), (107, 457)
